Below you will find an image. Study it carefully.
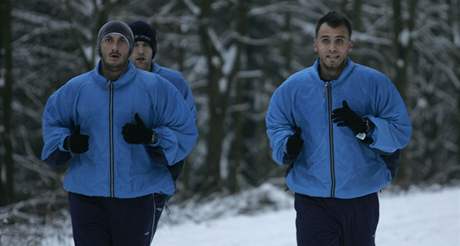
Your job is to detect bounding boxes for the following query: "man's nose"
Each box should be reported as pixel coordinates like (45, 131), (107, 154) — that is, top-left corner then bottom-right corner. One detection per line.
(328, 43), (337, 52)
(110, 42), (119, 51)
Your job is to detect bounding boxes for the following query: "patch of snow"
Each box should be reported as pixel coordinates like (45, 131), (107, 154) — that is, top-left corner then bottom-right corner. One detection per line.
(2, 184), (459, 246)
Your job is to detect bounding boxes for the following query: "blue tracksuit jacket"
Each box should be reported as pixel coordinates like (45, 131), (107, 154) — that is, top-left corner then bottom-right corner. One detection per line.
(41, 61), (198, 198)
(152, 63), (196, 119)
(265, 59), (412, 198)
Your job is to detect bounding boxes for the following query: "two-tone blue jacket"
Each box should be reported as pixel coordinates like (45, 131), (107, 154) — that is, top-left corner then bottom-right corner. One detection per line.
(265, 59), (412, 199)
(41, 61), (198, 198)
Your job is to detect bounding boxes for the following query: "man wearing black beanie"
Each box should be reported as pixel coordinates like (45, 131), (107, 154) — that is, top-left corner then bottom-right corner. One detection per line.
(41, 20), (198, 246)
(129, 20), (157, 70)
(129, 20), (197, 241)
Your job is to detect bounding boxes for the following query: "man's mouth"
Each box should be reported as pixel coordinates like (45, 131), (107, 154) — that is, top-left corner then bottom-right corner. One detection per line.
(136, 57), (146, 61)
(109, 53), (121, 58)
(326, 55), (339, 59)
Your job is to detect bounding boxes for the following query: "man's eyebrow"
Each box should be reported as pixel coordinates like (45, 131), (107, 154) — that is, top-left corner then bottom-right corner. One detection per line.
(318, 35), (347, 39)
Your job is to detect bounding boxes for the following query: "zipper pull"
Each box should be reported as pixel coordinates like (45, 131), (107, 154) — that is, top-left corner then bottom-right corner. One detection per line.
(324, 81), (330, 97)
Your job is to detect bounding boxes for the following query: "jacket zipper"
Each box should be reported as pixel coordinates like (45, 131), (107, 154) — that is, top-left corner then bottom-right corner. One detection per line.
(109, 80), (115, 197)
(325, 81), (336, 197)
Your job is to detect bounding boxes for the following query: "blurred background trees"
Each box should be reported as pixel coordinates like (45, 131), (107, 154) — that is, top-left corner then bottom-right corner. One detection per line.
(1, 0), (459, 206)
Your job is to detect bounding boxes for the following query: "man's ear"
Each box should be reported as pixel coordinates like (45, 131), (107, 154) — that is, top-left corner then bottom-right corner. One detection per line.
(348, 40), (353, 52)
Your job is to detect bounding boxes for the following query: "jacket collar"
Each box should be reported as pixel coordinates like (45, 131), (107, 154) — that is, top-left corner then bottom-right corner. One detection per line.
(312, 58), (355, 84)
(91, 60), (137, 89)
(151, 62), (161, 73)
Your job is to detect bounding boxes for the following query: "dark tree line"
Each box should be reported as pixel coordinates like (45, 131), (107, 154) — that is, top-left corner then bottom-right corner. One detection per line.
(1, 0), (460, 206)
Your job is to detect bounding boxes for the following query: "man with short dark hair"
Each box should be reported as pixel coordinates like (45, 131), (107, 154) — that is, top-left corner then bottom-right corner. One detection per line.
(265, 11), (412, 246)
(41, 20), (198, 246)
(129, 20), (196, 239)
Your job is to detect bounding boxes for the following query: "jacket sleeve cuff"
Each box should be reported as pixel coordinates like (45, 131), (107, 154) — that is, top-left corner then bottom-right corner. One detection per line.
(148, 130), (160, 147)
(58, 135), (71, 152)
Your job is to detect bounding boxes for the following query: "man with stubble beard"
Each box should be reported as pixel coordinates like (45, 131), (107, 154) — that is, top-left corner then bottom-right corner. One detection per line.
(265, 11), (412, 246)
(41, 20), (198, 246)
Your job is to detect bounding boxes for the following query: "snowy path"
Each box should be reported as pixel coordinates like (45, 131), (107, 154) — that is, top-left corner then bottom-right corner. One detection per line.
(376, 188), (460, 246)
(152, 187), (460, 246)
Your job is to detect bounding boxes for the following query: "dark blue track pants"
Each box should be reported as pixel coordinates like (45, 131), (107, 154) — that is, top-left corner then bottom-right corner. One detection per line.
(68, 192), (155, 246)
(150, 160), (185, 240)
(295, 192), (379, 246)
(151, 193), (167, 240)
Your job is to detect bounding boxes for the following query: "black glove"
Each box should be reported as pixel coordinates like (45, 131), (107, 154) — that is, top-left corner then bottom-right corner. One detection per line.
(122, 113), (154, 144)
(332, 100), (368, 133)
(332, 100), (373, 143)
(286, 126), (303, 160)
(64, 125), (89, 154)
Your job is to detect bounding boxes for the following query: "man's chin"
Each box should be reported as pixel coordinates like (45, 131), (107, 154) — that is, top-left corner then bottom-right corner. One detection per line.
(324, 59), (345, 69)
(102, 59), (128, 71)
(134, 61), (150, 71)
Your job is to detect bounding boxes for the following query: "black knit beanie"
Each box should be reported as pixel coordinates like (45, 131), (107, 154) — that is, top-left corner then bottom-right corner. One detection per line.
(129, 21), (157, 55)
(97, 20), (134, 55)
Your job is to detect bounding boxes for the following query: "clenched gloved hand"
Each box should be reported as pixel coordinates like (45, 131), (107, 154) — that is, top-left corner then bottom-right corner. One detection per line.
(64, 125), (89, 154)
(122, 113), (154, 144)
(332, 100), (373, 143)
(286, 126), (303, 160)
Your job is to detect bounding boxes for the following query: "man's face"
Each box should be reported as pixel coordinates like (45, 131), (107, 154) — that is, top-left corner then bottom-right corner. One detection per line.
(100, 33), (130, 70)
(314, 23), (352, 72)
(130, 41), (153, 71)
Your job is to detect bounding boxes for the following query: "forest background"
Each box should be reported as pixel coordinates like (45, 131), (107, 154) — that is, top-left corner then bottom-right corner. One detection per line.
(0, 0), (459, 217)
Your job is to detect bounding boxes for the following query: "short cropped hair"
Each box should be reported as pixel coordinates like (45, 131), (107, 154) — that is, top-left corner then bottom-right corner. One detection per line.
(315, 11), (352, 38)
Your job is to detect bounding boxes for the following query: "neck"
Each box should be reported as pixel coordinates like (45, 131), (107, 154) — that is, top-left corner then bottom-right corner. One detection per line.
(101, 62), (128, 81)
(149, 61), (154, 71)
(146, 60), (153, 72)
(319, 60), (347, 81)
(319, 67), (341, 81)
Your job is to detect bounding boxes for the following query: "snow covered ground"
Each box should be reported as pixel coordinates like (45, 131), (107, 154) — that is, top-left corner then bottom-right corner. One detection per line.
(21, 184), (460, 246)
(153, 186), (460, 246)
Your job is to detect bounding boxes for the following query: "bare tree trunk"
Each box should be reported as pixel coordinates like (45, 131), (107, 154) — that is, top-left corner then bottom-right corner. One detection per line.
(227, 0), (248, 194)
(281, 12), (292, 77)
(447, 0), (460, 174)
(455, 0), (460, 173)
(392, 0), (417, 186)
(199, 0), (223, 193)
(447, 0), (459, 42)
(392, 0), (406, 185)
(0, 0), (14, 205)
(392, 0), (417, 100)
(228, 107), (242, 194)
(352, 0), (363, 32)
(177, 25), (191, 192)
(198, 0), (243, 194)
(0, 0), (4, 205)
(392, 0), (404, 94)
